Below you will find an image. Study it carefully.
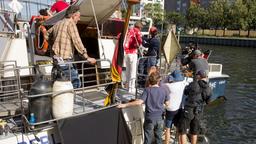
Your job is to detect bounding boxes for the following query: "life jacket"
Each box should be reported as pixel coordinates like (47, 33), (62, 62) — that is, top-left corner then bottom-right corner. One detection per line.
(30, 15), (50, 55)
(34, 24), (49, 55)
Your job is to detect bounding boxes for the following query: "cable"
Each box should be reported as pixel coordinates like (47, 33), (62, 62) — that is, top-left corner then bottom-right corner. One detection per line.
(90, 0), (106, 59)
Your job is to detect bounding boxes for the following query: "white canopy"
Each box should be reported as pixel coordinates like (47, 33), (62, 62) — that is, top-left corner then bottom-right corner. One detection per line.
(44, 0), (121, 26)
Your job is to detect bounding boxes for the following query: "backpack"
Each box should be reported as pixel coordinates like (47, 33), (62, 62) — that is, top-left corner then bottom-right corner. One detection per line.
(199, 80), (212, 104)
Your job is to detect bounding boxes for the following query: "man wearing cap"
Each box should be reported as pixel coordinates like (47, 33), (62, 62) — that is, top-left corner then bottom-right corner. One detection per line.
(124, 21), (143, 93)
(142, 26), (160, 73)
(46, 5), (96, 88)
(161, 70), (190, 144)
(177, 70), (212, 144)
(188, 49), (209, 79)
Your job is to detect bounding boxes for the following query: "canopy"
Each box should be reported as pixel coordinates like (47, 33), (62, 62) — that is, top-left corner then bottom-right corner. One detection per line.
(44, 0), (121, 26)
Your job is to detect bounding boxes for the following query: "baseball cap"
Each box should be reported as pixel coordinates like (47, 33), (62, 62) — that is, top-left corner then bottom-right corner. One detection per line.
(196, 70), (207, 78)
(149, 26), (157, 34)
(193, 50), (202, 55)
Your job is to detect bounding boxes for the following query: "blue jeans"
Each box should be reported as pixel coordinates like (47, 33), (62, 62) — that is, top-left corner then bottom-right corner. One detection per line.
(147, 57), (158, 68)
(59, 64), (81, 89)
(144, 119), (164, 144)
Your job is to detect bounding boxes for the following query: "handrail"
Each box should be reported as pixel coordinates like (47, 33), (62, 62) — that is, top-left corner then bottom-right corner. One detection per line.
(23, 104), (119, 132)
(0, 58), (118, 133)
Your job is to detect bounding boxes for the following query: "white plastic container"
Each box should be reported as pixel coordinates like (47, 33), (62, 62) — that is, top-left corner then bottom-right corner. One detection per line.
(52, 81), (74, 119)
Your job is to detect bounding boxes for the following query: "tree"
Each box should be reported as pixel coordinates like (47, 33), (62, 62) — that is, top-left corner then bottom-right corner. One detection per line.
(143, 3), (164, 26)
(230, 0), (248, 36)
(246, 0), (256, 37)
(186, 4), (202, 29)
(208, 0), (226, 36)
(197, 7), (209, 35)
(165, 11), (185, 26)
(221, 0), (232, 36)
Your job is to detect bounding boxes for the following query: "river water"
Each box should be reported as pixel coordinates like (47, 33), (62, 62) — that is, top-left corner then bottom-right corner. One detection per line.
(200, 45), (256, 144)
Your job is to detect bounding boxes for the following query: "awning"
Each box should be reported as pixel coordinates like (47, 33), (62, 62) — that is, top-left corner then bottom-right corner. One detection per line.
(44, 0), (121, 26)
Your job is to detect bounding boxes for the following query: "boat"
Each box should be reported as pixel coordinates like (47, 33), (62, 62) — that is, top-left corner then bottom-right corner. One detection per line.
(208, 63), (229, 102)
(0, 0), (145, 144)
(136, 28), (229, 103)
(181, 42), (229, 102)
(0, 0), (228, 144)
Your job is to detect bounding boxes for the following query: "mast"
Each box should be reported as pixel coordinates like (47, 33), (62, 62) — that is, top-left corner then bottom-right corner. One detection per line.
(123, 0), (140, 38)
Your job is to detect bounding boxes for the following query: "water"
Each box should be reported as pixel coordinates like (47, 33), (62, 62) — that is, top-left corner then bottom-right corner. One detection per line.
(201, 45), (256, 144)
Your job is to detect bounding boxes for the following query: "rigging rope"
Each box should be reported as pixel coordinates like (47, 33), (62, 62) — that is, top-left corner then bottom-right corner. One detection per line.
(90, 0), (106, 59)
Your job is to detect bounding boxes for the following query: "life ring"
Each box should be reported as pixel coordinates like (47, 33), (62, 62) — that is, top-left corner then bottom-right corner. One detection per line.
(34, 24), (49, 55)
(31, 15), (50, 55)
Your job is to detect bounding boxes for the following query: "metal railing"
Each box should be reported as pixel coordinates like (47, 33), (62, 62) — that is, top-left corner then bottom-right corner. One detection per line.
(135, 56), (170, 96)
(0, 58), (115, 132)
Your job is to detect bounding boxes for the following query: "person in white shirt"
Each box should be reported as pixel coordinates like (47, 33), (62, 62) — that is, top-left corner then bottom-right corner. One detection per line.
(161, 70), (190, 144)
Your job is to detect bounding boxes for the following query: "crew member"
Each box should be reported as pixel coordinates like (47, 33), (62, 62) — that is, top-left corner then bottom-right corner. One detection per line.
(187, 49), (209, 79)
(177, 70), (212, 144)
(142, 26), (160, 74)
(46, 5), (96, 88)
(124, 21), (143, 93)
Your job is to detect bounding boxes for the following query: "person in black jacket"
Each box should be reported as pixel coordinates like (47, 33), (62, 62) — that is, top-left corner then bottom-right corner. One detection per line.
(177, 70), (212, 144)
(142, 26), (160, 74)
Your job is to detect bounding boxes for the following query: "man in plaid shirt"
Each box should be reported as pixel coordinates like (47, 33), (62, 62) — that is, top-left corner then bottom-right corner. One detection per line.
(47, 5), (96, 88)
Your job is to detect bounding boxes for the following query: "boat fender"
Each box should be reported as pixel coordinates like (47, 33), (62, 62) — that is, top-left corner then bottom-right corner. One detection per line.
(52, 80), (74, 119)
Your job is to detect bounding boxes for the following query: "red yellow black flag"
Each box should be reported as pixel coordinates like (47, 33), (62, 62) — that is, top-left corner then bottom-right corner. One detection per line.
(111, 33), (124, 82)
(104, 33), (124, 106)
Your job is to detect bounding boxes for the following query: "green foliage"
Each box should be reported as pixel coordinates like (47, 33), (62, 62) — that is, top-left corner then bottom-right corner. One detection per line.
(165, 11), (185, 26)
(164, 0), (256, 36)
(246, 0), (256, 30)
(230, 0), (248, 30)
(208, 0), (226, 29)
(186, 4), (209, 29)
(144, 3), (164, 26)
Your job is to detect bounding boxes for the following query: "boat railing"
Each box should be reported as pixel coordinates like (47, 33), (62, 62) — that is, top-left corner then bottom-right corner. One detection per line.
(0, 58), (116, 132)
(22, 83), (116, 132)
(0, 61), (22, 101)
(135, 56), (170, 96)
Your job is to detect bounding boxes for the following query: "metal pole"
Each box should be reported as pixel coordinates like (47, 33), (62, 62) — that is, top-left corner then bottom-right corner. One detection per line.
(27, 26), (35, 66)
(123, 0), (140, 39)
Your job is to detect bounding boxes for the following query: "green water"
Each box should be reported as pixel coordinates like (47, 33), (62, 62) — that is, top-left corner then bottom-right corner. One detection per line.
(201, 45), (256, 144)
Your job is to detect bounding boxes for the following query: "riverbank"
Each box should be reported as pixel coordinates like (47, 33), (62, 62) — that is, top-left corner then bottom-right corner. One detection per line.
(179, 35), (256, 48)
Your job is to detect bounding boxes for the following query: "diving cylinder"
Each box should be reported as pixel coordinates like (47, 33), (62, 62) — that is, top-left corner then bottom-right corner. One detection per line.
(52, 80), (74, 119)
(29, 79), (52, 122)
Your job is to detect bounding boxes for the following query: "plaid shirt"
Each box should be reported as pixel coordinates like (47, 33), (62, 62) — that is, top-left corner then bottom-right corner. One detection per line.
(46, 18), (88, 59)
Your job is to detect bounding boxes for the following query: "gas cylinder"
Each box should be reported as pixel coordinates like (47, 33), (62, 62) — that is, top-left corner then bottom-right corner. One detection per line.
(29, 78), (52, 122)
(52, 80), (74, 119)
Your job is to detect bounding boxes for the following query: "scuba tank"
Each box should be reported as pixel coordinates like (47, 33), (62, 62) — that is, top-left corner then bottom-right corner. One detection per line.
(52, 62), (74, 119)
(29, 65), (52, 122)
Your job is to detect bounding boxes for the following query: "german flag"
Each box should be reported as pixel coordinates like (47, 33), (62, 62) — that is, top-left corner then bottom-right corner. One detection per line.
(111, 33), (124, 82)
(104, 33), (124, 106)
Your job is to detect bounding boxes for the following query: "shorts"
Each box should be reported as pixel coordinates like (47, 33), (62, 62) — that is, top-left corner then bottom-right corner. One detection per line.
(165, 110), (178, 128)
(177, 107), (200, 135)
